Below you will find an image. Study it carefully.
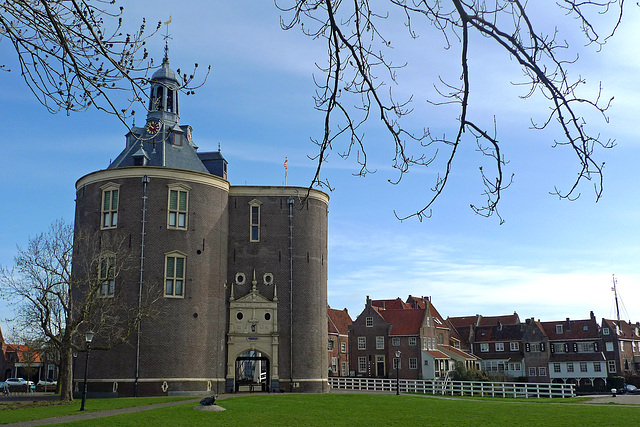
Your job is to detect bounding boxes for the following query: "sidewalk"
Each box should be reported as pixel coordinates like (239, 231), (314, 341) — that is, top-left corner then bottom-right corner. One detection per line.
(4, 398), (202, 426)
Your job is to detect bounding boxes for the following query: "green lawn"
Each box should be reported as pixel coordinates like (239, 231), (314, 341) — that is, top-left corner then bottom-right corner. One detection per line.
(0, 396), (194, 424)
(7, 394), (637, 427)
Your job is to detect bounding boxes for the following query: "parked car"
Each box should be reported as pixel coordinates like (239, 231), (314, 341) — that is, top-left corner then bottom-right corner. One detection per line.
(6, 378), (34, 386)
(37, 378), (57, 386)
(623, 384), (639, 394)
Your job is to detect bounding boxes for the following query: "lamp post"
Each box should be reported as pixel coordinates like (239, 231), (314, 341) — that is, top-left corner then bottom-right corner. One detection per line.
(80, 331), (94, 411)
(395, 350), (401, 396)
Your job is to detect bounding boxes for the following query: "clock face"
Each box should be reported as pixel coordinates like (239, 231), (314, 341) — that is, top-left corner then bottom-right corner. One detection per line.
(146, 120), (160, 134)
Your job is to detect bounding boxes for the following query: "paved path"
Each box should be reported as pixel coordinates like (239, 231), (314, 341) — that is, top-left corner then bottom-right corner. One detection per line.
(3, 398), (202, 426)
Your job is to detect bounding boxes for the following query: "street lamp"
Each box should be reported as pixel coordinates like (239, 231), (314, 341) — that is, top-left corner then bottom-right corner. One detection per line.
(80, 331), (94, 411)
(395, 350), (401, 396)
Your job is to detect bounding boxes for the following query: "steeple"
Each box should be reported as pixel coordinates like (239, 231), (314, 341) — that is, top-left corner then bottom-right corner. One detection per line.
(147, 54), (180, 129)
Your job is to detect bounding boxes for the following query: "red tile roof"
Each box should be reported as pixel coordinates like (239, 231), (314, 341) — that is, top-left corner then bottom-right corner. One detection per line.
(378, 309), (425, 335)
(424, 349), (450, 359)
(439, 345), (480, 360)
(328, 306), (353, 335)
(372, 298), (410, 310)
(2, 344), (42, 363)
(540, 318), (600, 340)
(602, 319), (640, 339)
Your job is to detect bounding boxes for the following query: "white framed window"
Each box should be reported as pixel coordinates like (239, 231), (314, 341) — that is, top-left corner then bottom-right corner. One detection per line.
(603, 327), (610, 335)
(528, 367), (536, 376)
(98, 254), (115, 297)
(579, 342), (595, 352)
(495, 342), (505, 352)
(249, 199), (261, 242)
(331, 357), (338, 373)
(328, 339), (334, 351)
(620, 341), (625, 351)
(358, 357), (367, 373)
(167, 185), (189, 229)
(553, 363), (561, 373)
(164, 252), (186, 297)
(409, 337), (417, 346)
(341, 342), (347, 353)
(376, 336), (384, 350)
(392, 337), (400, 347)
(358, 337), (366, 350)
(480, 343), (489, 352)
(608, 360), (616, 373)
(423, 337), (428, 350)
(567, 363), (574, 373)
(510, 342), (519, 351)
(593, 362), (602, 372)
(393, 358), (401, 369)
(366, 317), (373, 327)
(580, 362), (587, 372)
(101, 184), (120, 229)
(341, 361), (348, 376)
(553, 343), (566, 353)
(556, 324), (563, 334)
(409, 358), (418, 369)
(606, 342), (614, 352)
(538, 367), (546, 376)
(509, 363), (521, 371)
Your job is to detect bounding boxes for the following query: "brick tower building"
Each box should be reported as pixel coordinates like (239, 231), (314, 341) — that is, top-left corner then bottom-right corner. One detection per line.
(72, 53), (329, 396)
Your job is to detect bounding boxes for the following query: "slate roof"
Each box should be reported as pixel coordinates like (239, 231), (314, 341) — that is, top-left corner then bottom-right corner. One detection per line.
(549, 352), (606, 362)
(328, 307), (353, 335)
(448, 313), (521, 328)
(378, 309), (425, 335)
(474, 324), (523, 342)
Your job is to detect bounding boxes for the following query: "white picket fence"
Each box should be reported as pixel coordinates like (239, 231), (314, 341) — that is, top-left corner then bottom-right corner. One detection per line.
(328, 377), (575, 398)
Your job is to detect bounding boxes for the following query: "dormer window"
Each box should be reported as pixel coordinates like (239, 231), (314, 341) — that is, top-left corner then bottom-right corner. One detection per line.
(556, 325), (563, 334)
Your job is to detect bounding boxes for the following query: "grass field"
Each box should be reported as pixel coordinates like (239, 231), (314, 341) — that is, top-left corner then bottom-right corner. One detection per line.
(2, 394), (640, 426)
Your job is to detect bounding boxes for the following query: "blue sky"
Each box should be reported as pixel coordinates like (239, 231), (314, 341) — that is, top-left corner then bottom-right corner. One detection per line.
(1, 2), (640, 338)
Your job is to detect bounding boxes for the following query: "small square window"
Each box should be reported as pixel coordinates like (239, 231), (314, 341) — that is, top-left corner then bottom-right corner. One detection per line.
(409, 337), (417, 346)
(366, 317), (373, 327)
(392, 337), (400, 347)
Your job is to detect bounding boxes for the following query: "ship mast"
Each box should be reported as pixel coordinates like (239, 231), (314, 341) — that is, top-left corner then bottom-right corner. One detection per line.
(612, 274), (621, 323)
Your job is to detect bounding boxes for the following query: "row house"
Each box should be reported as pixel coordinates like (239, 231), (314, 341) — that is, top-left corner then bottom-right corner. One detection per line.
(348, 296), (478, 380)
(472, 323), (525, 380)
(601, 318), (640, 382)
(539, 312), (606, 389)
(522, 317), (550, 382)
(327, 306), (353, 377)
(448, 312), (521, 351)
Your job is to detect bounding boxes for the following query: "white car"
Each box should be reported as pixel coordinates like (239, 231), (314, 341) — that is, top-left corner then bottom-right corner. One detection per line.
(6, 378), (34, 386)
(37, 379), (57, 386)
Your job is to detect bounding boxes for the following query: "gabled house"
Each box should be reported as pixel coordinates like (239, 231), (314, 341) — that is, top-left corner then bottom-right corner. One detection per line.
(447, 312), (521, 350)
(349, 296), (393, 378)
(539, 312), (606, 389)
(328, 306), (353, 377)
(601, 318), (640, 382)
(377, 308), (424, 380)
(521, 317), (550, 382)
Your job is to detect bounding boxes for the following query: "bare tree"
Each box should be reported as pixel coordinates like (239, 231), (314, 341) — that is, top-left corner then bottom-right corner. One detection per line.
(0, 0), (208, 126)
(278, 0), (624, 222)
(0, 220), (160, 401)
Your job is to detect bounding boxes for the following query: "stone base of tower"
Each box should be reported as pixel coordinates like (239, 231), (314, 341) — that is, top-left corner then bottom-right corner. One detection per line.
(278, 379), (329, 393)
(77, 378), (227, 397)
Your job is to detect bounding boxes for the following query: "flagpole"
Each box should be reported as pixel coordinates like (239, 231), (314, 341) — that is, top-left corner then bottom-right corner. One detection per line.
(284, 157), (288, 186)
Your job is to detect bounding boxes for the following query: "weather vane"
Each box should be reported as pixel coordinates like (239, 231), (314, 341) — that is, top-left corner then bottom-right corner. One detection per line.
(163, 15), (173, 61)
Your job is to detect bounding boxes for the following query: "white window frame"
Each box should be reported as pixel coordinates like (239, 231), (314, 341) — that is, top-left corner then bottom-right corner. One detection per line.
(409, 337), (417, 346)
(480, 343), (489, 352)
(580, 362), (588, 372)
(164, 251), (186, 297)
(249, 199), (262, 242)
(606, 342), (614, 352)
(393, 358), (401, 369)
(366, 317), (373, 327)
(608, 360), (617, 373)
(566, 363), (574, 373)
(358, 337), (366, 350)
(593, 362), (602, 372)
(341, 361), (348, 376)
(376, 336), (384, 350)
(100, 183), (120, 229)
(538, 367), (547, 376)
(341, 342), (347, 353)
(358, 357), (367, 373)
(602, 327), (610, 335)
(392, 337), (400, 347)
(553, 363), (561, 373)
(409, 358), (418, 370)
(167, 184), (190, 230)
(495, 342), (505, 352)
(556, 324), (563, 334)
(510, 342), (519, 351)
(528, 367), (536, 376)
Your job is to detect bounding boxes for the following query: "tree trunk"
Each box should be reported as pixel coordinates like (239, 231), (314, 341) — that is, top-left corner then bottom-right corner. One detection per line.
(59, 345), (74, 401)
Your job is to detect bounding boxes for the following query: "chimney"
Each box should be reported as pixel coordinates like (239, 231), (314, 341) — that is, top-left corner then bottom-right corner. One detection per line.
(590, 311), (595, 321)
(566, 318), (571, 330)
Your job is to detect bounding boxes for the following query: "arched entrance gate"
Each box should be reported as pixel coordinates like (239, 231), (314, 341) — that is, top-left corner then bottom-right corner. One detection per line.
(235, 351), (270, 392)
